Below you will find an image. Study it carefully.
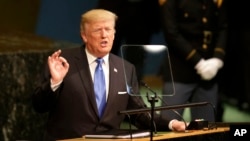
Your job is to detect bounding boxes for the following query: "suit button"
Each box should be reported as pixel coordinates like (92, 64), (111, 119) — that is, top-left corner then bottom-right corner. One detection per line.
(202, 44), (208, 49)
(184, 12), (189, 18)
(202, 17), (207, 23)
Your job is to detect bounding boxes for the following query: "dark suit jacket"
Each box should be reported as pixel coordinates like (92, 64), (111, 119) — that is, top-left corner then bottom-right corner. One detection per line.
(32, 46), (170, 140)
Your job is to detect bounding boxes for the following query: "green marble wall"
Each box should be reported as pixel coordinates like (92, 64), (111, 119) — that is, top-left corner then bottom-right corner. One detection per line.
(0, 30), (80, 141)
(0, 51), (49, 141)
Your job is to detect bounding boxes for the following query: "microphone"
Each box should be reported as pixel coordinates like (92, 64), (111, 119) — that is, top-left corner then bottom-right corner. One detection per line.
(140, 81), (159, 140)
(140, 81), (188, 130)
(159, 97), (188, 130)
(140, 81), (217, 129)
(124, 84), (157, 135)
(140, 81), (157, 96)
(120, 82), (215, 132)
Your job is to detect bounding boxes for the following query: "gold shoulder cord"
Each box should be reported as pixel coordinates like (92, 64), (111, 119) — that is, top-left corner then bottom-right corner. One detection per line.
(186, 49), (196, 61)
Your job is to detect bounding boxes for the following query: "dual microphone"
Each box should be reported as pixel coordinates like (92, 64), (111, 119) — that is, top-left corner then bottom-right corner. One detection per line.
(120, 81), (216, 130)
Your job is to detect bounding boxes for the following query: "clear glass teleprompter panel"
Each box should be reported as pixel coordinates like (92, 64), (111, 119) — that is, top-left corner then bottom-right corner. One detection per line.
(120, 45), (175, 96)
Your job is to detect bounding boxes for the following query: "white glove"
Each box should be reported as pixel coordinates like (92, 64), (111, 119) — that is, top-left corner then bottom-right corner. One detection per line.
(195, 59), (206, 71)
(195, 58), (223, 80)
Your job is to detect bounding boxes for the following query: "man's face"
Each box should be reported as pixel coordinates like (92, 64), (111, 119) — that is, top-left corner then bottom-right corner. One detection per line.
(81, 19), (115, 58)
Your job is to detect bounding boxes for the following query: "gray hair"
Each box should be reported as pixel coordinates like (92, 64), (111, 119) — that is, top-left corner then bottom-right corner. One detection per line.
(80, 9), (118, 32)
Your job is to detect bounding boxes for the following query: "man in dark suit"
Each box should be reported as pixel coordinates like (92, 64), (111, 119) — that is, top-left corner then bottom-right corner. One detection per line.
(32, 9), (186, 140)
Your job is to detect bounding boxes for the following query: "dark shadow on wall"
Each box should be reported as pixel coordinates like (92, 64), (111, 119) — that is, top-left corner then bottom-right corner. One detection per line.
(35, 0), (99, 44)
(0, 0), (40, 33)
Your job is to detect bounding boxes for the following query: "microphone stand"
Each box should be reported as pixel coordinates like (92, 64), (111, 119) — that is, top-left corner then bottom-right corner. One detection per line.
(142, 81), (159, 141)
(146, 92), (158, 141)
(121, 82), (212, 140)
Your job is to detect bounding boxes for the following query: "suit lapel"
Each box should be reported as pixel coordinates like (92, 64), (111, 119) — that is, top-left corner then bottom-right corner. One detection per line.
(102, 55), (124, 117)
(108, 56), (120, 99)
(74, 47), (99, 117)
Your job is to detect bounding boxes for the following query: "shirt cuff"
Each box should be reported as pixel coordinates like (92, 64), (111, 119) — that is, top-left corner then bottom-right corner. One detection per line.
(168, 119), (178, 131)
(50, 79), (62, 91)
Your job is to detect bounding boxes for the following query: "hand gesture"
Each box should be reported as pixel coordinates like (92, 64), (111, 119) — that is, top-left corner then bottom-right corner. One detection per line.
(48, 49), (69, 84)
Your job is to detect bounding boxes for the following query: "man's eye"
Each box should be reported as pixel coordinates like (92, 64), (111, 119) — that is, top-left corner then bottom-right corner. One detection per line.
(106, 28), (114, 33)
(93, 29), (101, 33)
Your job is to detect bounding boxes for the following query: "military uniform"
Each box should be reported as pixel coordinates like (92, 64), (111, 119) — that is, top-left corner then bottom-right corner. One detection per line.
(159, 0), (227, 82)
(159, 0), (228, 121)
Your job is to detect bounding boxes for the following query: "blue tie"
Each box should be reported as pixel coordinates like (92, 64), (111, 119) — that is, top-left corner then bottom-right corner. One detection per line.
(94, 58), (106, 117)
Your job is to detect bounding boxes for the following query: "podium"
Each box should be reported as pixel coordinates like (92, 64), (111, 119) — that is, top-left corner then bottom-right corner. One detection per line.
(59, 126), (229, 141)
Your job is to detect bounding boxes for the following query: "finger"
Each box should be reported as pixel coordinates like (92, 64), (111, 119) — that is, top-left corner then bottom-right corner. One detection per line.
(51, 49), (62, 59)
(59, 57), (69, 67)
(48, 56), (53, 64)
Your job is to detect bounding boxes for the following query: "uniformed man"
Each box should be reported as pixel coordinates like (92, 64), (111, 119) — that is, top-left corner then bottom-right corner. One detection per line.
(159, 0), (228, 122)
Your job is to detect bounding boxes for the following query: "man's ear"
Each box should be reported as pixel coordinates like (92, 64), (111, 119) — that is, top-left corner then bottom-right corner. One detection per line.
(80, 31), (87, 43)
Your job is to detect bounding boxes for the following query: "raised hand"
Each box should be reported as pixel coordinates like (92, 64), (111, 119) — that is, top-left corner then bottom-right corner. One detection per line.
(48, 49), (69, 84)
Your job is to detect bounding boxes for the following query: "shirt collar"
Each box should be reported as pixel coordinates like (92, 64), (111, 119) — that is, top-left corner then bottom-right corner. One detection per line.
(85, 48), (109, 65)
